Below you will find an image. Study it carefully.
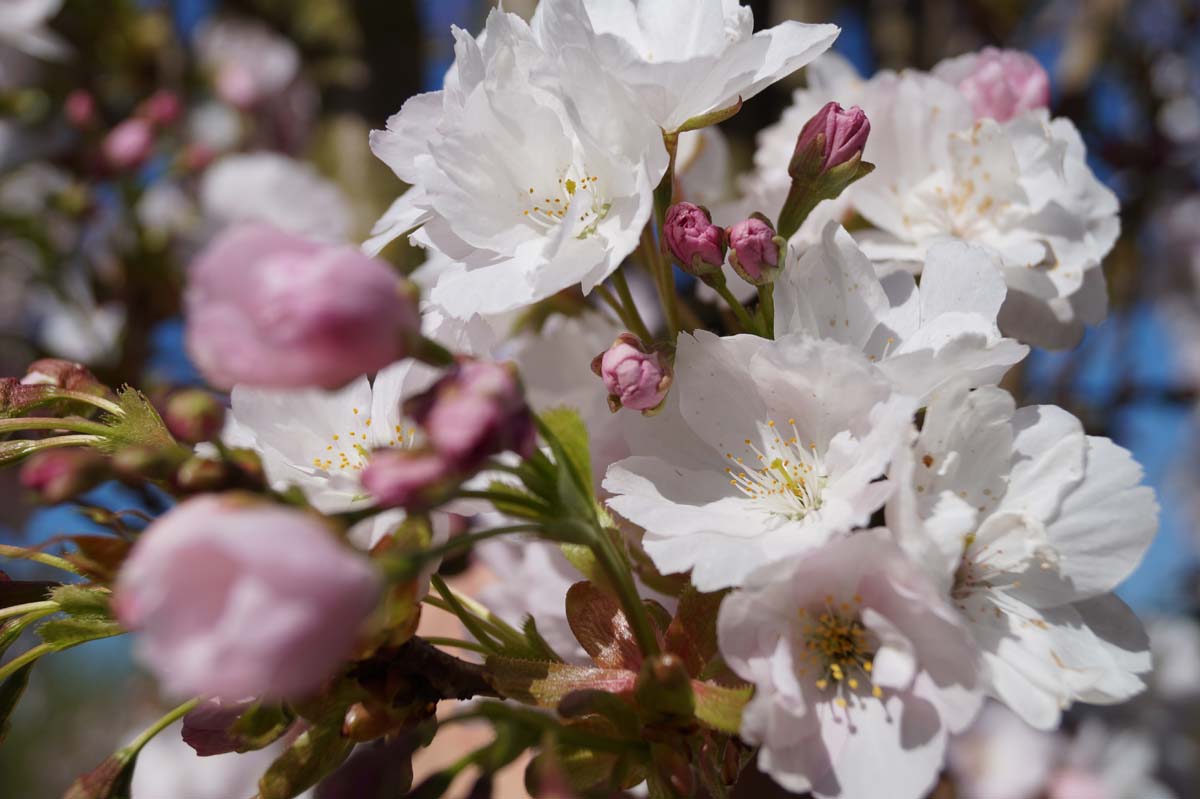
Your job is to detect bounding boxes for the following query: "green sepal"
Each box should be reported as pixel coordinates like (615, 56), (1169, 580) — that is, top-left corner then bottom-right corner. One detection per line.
(257, 723), (355, 799)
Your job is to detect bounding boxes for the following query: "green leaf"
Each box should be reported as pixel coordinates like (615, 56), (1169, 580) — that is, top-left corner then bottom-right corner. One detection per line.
(0, 662), (32, 745)
(663, 586), (727, 677)
(258, 723), (355, 799)
(690, 681), (752, 734)
(537, 407), (592, 499)
(37, 615), (123, 650)
(486, 480), (544, 520)
(565, 582), (642, 671)
(0, 610), (51, 658)
(103, 387), (177, 452)
(521, 616), (564, 663)
(486, 656), (636, 708)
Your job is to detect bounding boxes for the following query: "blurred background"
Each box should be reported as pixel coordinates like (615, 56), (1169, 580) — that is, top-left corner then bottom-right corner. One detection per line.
(1, 0), (1199, 796)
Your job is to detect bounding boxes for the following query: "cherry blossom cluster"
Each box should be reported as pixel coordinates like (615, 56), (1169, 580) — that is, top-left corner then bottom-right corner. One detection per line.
(0, 2), (1159, 798)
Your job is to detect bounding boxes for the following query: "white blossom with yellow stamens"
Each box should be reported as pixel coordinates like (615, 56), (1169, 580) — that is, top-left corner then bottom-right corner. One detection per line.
(888, 383), (1156, 729)
(604, 331), (916, 591)
(718, 531), (983, 799)
(224, 360), (439, 514)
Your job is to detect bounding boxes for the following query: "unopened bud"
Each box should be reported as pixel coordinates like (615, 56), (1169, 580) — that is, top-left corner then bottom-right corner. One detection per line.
(405, 359), (536, 473)
(64, 90), (96, 128)
(112, 445), (178, 482)
(174, 456), (229, 493)
(137, 90), (183, 127)
(790, 101), (871, 177)
(664, 202), (726, 276)
(102, 118), (155, 172)
(590, 333), (672, 415)
(22, 359), (105, 394)
(163, 389), (225, 444)
(727, 215), (784, 286)
(19, 449), (108, 504)
(362, 448), (460, 511)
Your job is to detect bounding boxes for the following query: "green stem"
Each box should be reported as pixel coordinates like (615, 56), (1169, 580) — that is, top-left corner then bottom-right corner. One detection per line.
(0, 642), (52, 683)
(422, 636), (489, 654)
(757, 284), (776, 338)
(0, 601), (57, 622)
(48, 390), (125, 418)
(593, 284), (633, 329)
(776, 178), (822, 241)
(412, 336), (456, 369)
(453, 489), (549, 514)
(641, 226), (680, 339)
(587, 522), (661, 658)
(410, 524), (545, 566)
(0, 417), (112, 437)
(610, 269), (654, 342)
(0, 544), (84, 576)
(430, 575), (505, 653)
(124, 698), (201, 754)
(705, 275), (762, 336)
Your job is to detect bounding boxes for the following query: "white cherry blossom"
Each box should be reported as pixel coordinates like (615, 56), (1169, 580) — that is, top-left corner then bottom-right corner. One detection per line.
(889, 383), (1157, 729)
(368, 10), (666, 317)
(225, 360), (439, 513)
(774, 223), (1028, 403)
(718, 531), (982, 799)
(604, 330), (915, 591)
(531, 0), (838, 133)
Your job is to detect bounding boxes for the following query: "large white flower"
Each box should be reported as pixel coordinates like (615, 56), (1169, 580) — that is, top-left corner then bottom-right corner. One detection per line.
(200, 153), (352, 242)
(774, 223), (1028, 403)
(888, 383), (1157, 729)
(368, 10), (666, 318)
(531, 0), (838, 133)
(604, 331), (915, 591)
(852, 74), (1119, 348)
(718, 531), (982, 799)
(225, 360), (439, 513)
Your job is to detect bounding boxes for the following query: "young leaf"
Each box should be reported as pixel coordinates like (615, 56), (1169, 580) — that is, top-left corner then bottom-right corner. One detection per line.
(537, 407), (592, 498)
(663, 586), (727, 677)
(258, 723), (355, 799)
(486, 656), (636, 708)
(565, 582), (643, 671)
(0, 662), (32, 745)
(64, 536), (132, 583)
(690, 681), (752, 734)
(37, 615), (123, 649)
(50, 584), (113, 618)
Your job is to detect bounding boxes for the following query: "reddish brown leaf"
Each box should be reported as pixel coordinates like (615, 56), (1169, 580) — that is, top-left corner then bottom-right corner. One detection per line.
(564, 582), (642, 671)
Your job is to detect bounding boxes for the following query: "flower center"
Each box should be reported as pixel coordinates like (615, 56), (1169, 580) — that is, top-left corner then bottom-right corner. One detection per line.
(520, 169), (610, 237)
(796, 595), (883, 708)
(725, 419), (827, 520)
(310, 407), (416, 474)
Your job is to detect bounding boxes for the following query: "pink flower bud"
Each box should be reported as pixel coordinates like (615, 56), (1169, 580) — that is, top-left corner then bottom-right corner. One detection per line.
(114, 494), (381, 700)
(362, 448), (459, 510)
(64, 90), (96, 128)
(184, 224), (420, 390)
(406, 359), (536, 472)
(102, 118), (155, 172)
(181, 698), (256, 756)
(955, 48), (1050, 122)
(21, 358), (104, 393)
(590, 333), (672, 414)
(726, 216), (783, 285)
(664, 202), (726, 275)
(138, 90), (183, 127)
(792, 102), (870, 175)
(162, 389), (225, 444)
(19, 449), (108, 503)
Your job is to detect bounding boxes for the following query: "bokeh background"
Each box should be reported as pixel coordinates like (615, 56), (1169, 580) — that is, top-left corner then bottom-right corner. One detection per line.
(2, 0), (1199, 796)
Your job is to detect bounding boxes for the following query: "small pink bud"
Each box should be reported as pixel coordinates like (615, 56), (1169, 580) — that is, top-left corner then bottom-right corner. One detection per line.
(137, 90), (183, 127)
(114, 494), (381, 700)
(102, 118), (155, 172)
(184, 224), (421, 390)
(792, 101), (870, 176)
(664, 202), (726, 276)
(64, 90), (96, 128)
(362, 448), (459, 510)
(181, 698), (256, 756)
(21, 358), (104, 393)
(405, 359), (536, 472)
(727, 216), (783, 285)
(162, 389), (225, 444)
(955, 48), (1050, 122)
(590, 333), (672, 414)
(19, 449), (108, 503)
